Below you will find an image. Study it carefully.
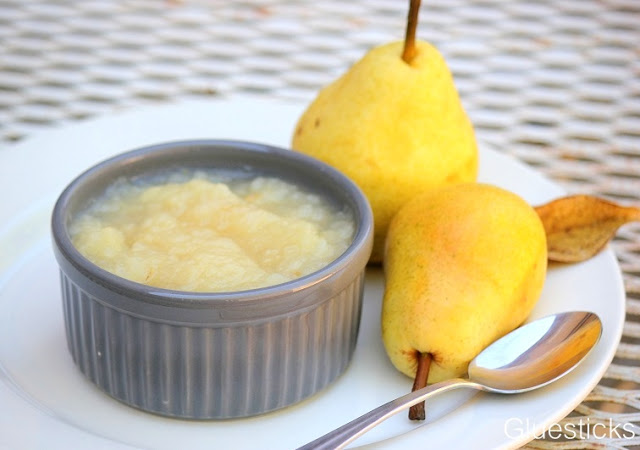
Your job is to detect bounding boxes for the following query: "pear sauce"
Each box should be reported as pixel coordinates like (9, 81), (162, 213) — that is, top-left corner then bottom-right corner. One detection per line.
(70, 172), (354, 292)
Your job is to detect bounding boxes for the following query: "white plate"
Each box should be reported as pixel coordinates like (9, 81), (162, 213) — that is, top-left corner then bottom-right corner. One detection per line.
(0, 97), (625, 450)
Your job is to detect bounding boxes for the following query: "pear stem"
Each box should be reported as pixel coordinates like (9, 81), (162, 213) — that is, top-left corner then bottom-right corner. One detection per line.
(402, 0), (422, 64)
(408, 352), (432, 420)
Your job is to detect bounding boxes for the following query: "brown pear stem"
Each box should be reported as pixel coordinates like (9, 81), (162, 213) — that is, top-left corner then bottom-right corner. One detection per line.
(408, 352), (432, 420)
(402, 0), (422, 64)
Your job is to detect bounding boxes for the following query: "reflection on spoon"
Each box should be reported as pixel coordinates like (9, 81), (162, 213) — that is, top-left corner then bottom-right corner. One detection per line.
(298, 311), (602, 450)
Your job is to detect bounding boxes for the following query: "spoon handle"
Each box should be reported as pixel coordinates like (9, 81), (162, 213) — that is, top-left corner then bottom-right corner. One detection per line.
(297, 378), (474, 450)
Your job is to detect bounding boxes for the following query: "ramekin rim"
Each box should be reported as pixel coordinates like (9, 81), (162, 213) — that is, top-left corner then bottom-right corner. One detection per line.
(51, 139), (373, 308)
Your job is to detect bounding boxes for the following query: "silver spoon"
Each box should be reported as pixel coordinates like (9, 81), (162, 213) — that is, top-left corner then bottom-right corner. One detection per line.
(298, 310), (602, 450)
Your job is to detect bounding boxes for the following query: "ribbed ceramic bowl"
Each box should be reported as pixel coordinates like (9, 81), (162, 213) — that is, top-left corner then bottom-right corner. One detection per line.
(51, 139), (373, 419)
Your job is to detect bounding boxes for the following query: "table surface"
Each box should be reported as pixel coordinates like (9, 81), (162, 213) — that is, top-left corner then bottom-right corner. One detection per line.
(1, 1), (639, 448)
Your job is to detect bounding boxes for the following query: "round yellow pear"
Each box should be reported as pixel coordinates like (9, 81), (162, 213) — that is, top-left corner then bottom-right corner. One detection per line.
(382, 183), (547, 387)
(291, 39), (478, 262)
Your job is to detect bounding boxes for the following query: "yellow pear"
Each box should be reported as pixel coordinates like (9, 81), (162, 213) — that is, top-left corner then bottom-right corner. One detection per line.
(291, 1), (478, 262)
(381, 183), (547, 419)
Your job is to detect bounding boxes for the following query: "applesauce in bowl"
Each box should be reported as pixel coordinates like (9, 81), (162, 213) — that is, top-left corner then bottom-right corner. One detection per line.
(51, 140), (373, 419)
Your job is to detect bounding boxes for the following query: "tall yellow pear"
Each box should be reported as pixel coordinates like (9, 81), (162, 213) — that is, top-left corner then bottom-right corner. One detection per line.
(291, 0), (478, 262)
(382, 183), (547, 419)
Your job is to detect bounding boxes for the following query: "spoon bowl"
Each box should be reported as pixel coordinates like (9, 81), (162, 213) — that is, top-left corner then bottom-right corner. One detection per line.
(298, 311), (602, 450)
(469, 311), (601, 393)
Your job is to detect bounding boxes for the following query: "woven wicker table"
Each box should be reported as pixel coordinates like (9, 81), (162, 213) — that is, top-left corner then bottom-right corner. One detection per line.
(1, 1), (639, 448)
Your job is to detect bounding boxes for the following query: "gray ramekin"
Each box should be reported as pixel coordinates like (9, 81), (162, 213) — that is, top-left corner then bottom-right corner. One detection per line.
(51, 139), (373, 419)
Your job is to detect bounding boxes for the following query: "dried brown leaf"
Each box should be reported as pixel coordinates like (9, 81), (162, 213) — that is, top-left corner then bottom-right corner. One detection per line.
(534, 195), (640, 263)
